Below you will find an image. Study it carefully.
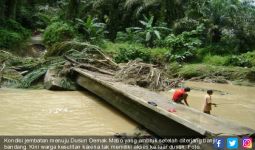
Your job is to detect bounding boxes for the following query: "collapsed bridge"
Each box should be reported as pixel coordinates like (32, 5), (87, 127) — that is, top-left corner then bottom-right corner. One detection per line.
(73, 68), (255, 137)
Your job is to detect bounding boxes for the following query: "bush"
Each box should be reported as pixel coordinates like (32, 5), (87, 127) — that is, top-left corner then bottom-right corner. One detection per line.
(0, 20), (30, 49)
(75, 16), (107, 44)
(43, 21), (75, 46)
(227, 55), (252, 68)
(114, 47), (151, 63)
(30, 13), (51, 29)
(0, 30), (23, 49)
(116, 28), (143, 43)
(102, 42), (132, 55)
(129, 16), (170, 47)
(203, 55), (230, 66)
(226, 51), (255, 68)
(2, 20), (29, 35)
(174, 64), (252, 81)
(103, 42), (168, 64)
(161, 24), (204, 62)
(166, 62), (182, 77)
(242, 51), (255, 66)
(173, 17), (200, 34)
(149, 47), (168, 63)
(178, 64), (212, 79)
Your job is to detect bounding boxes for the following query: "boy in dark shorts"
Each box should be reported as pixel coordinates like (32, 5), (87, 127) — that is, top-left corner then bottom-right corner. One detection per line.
(202, 90), (217, 114)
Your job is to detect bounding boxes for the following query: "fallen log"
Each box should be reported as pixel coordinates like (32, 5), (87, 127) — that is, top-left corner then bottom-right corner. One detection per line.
(64, 55), (115, 76)
(78, 64), (114, 76)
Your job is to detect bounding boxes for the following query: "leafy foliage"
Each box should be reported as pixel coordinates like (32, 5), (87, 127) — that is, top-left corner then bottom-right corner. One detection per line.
(173, 63), (254, 81)
(19, 67), (48, 88)
(75, 16), (107, 43)
(45, 41), (98, 57)
(173, 17), (200, 34)
(163, 24), (204, 62)
(194, 0), (255, 52)
(0, 19), (30, 49)
(125, 0), (186, 24)
(227, 51), (255, 68)
(0, 30), (24, 49)
(131, 16), (170, 47)
(43, 21), (75, 46)
(203, 55), (230, 66)
(116, 28), (143, 43)
(114, 47), (151, 63)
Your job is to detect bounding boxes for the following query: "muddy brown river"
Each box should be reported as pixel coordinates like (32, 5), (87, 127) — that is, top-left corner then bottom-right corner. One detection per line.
(1, 81), (254, 135)
(164, 81), (255, 130)
(0, 88), (138, 135)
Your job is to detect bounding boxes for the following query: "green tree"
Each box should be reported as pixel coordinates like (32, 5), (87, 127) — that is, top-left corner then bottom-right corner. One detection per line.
(92, 0), (126, 40)
(0, 0), (5, 19)
(66, 0), (80, 21)
(125, 0), (186, 25)
(5, 0), (18, 19)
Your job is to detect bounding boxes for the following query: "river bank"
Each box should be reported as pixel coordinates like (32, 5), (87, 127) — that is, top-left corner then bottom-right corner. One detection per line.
(1, 49), (255, 90)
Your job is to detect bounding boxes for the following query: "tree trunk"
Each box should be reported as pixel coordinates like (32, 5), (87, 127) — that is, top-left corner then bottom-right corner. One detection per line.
(66, 0), (80, 21)
(5, 0), (17, 19)
(26, 0), (35, 7)
(0, 0), (6, 19)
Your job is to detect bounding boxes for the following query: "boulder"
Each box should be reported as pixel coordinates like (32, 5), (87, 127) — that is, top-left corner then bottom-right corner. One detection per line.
(44, 68), (78, 91)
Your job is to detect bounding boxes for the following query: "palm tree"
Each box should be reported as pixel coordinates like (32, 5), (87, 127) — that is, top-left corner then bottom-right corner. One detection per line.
(0, 0), (5, 19)
(1, 0), (18, 19)
(125, 0), (186, 25)
(92, 0), (133, 40)
(66, 0), (80, 21)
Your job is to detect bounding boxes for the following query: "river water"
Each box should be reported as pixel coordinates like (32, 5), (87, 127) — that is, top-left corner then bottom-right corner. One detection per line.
(165, 81), (255, 130)
(1, 81), (254, 135)
(0, 88), (138, 135)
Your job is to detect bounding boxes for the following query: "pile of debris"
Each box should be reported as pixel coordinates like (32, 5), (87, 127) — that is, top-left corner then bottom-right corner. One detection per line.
(114, 60), (171, 90)
(65, 50), (178, 91)
(1, 41), (181, 91)
(0, 50), (65, 88)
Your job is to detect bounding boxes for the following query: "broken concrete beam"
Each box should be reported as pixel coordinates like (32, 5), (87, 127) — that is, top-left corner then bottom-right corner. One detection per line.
(44, 69), (78, 91)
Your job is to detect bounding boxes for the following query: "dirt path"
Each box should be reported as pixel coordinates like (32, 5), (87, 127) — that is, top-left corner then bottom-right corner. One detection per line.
(26, 34), (46, 57)
(30, 34), (43, 45)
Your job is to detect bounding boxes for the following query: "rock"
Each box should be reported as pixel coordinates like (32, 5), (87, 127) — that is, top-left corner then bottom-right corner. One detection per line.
(203, 76), (228, 84)
(44, 68), (78, 91)
(246, 68), (255, 81)
(1, 69), (23, 87)
(213, 76), (228, 84)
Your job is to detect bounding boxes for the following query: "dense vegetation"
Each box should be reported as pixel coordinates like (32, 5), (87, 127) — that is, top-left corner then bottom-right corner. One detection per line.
(1, 0), (255, 87)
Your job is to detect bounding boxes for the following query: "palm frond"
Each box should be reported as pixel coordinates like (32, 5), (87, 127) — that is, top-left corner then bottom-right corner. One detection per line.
(19, 68), (48, 88)
(125, 0), (140, 9)
(93, 0), (106, 8)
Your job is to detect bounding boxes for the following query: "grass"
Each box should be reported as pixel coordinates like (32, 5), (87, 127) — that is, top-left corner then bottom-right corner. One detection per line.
(203, 55), (230, 66)
(103, 41), (168, 63)
(103, 42), (255, 83)
(167, 63), (255, 82)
